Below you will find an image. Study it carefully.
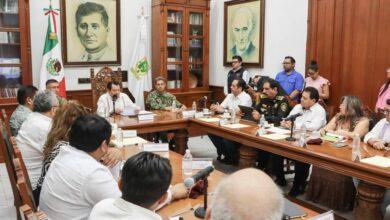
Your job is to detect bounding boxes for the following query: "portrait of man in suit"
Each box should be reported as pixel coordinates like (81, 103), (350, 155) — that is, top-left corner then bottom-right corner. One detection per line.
(224, 0), (264, 67)
(229, 7), (259, 62)
(62, 0), (120, 65)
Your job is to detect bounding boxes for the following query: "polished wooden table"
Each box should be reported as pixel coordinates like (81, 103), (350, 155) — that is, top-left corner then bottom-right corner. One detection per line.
(115, 111), (390, 219)
(123, 147), (318, 219)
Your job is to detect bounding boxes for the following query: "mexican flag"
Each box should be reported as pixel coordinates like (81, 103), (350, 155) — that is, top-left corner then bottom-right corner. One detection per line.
(39, 3), (66, 97)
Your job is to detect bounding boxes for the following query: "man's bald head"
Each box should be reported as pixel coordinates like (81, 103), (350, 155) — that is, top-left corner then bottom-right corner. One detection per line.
(207, 168), (283, 220)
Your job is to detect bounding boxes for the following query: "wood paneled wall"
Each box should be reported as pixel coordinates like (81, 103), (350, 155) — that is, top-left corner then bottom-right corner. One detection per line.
(306, 0), (390, 110)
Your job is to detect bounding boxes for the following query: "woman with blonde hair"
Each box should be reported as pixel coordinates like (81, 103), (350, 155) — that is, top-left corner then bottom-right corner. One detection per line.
(306, 96), (369, 211)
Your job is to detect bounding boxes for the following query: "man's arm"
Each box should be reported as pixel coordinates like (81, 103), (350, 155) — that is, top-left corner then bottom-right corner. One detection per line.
(146, 93), (165, 110)
(83, 168), (121, 204)
(290, 74), (304, 100)
(269, 101), (290, 125)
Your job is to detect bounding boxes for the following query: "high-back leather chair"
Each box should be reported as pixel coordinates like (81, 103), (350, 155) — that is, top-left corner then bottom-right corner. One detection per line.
(90, 67), (122, 112)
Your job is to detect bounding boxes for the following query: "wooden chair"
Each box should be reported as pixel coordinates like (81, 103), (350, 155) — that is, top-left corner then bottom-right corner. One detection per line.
(1, 108), (12, 136)
(90, 67), (122, 112)
(0, 119), (22, 213)
(19, 204), (48, 220)
(14, 156), (37, 212)
(144, 90), (150, 110)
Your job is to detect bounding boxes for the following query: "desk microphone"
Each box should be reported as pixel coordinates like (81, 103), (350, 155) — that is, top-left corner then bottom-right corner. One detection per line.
(284, 112), (303, 121)
(184, 165), (214, 188)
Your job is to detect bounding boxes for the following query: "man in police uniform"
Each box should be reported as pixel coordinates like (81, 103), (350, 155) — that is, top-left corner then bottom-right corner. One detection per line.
(252, 79), (291, 186)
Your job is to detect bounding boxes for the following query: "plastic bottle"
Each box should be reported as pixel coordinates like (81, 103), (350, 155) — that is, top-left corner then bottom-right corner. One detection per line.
(352, 133), (361, 161)
(171, 100), (177, 112)
(231, 108), (236, 124)
(259, 114), (266, 127)
(192, 101), (197, 111)
(299, 123), (307, 147)
(182, 149), (193, 176)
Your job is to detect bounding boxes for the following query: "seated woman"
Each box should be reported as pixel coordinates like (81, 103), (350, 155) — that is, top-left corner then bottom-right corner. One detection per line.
(306, 96), (369, 211)
(33, 101), (122, 203)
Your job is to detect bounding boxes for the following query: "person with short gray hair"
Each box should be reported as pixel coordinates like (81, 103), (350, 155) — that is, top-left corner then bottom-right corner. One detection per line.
(16, 90), (58, 192)
(206, 168), (284, 220)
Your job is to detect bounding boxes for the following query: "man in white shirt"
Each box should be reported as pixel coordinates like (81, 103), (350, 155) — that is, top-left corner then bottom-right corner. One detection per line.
(40, 115), (187, 220)
(97, 81), (139, 116)
(281, 87), (326, 197)
(205, 168), (284, 220)
(209, 78), (252, 164)
(16, 90), (58, 192)
(364, 99), (390, 149)
(89, 152), (173, 220)
(364, 98), (390, 216)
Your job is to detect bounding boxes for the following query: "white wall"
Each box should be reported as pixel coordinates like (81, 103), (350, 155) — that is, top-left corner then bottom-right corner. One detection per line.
(30, 0), (308, 91)
(30, 0), (152, 90)
(209, 0), (309, 87)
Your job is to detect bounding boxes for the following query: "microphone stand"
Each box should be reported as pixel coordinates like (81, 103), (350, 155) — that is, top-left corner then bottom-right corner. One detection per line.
(194, 177), (208, 219)
(285, 118), (296, 141)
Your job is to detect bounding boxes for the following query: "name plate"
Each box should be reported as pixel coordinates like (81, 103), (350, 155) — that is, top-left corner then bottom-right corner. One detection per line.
(123, 130), (137, 138)
(182, 110), (196, 118)
(194, 112), (204, 118)
(192, 158), (213, 170)
(143, 143), (169, 152)
(138, 114), (154, 121)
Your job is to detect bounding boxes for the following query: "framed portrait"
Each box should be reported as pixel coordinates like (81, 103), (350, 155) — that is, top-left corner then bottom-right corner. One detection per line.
(61, 0), (121, 66)
(223, 0), (265, 67)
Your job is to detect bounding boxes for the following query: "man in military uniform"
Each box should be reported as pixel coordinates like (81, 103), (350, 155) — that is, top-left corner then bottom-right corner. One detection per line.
(146, 77), (186, 111)
(146, 77), (186, 144)
(252, 79), (291, 186)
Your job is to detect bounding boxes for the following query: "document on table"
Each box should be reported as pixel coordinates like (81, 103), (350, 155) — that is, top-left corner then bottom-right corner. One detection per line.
(221, 123), (250, 129)
(266, 127), (290, 135)
(199, 117), (220, 122)
(111, 136), (148, 146)
(361, 156), (390, 168)
(260, 133), (289, 140)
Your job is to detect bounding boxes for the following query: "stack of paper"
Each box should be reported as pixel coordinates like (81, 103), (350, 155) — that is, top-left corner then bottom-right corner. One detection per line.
(361, 156), (390, 168)
(221, 123), (250, 129)
(199, 117), (220, 122)
(260, 133), (289, 140)
(266, 127), (290, 134)
(111, 136), (148, 147)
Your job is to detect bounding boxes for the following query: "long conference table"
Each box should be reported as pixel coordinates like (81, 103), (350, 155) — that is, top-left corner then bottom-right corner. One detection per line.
(113, 111), (390, 220)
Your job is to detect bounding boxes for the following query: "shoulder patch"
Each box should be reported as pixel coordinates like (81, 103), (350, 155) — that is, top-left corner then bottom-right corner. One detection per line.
(280, 102), (288, 112)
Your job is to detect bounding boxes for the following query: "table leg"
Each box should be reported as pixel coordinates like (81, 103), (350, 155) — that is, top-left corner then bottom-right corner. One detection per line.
(174, 129), (188, 155)
(239, 145), (258, 168)
(354, 181), (385, 220)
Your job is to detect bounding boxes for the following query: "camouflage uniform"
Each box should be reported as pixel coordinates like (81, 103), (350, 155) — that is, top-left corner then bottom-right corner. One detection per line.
(146, 90), (183, 110)
(9, 105), (32, 136)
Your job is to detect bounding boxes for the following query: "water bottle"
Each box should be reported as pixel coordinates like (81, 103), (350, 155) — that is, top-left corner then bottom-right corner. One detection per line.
(182, 149), (193, 176)
(192, 101), (197, 111)
(259, 114), (266, 128)
(171, 100), (177, 112)
(352, 133), (361, 161)
(231, 108), (236, 124)
(299, 123), (307, 147)
(116, 128), (123, 148)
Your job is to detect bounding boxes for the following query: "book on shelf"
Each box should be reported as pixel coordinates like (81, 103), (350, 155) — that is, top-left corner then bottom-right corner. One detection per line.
(167, 11), (182, 24)
(189, 13), (203, 25)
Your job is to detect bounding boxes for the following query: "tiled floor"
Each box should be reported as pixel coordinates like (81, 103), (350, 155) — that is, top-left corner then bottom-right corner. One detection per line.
(0, 136), (357, 219)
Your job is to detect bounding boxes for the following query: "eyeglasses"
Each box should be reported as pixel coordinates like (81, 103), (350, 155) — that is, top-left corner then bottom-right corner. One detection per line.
(282, 62), (292, 65)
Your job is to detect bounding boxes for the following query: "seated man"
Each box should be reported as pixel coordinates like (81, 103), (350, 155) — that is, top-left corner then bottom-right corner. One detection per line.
(364, 98), (390, 215)
(146, 77), (186, 143)
(252, 79), (291, 179)
(16, 91), (58, 192)
(280, 87), (326, 196)
(146, 77), (186, 111)
(209, 78), (252, 164)
(205, 168), (284, 220)
(46, 79), (66, 105)
(40, 115), (187, 219)
(90, 152), (177, 220)
(97, 81), (139, 115)
(9, 85), (38, 136)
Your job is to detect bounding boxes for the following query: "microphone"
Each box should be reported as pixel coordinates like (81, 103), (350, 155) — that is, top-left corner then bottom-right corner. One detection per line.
(184, 166), (214, 188)
(284, 112), (303, 121)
